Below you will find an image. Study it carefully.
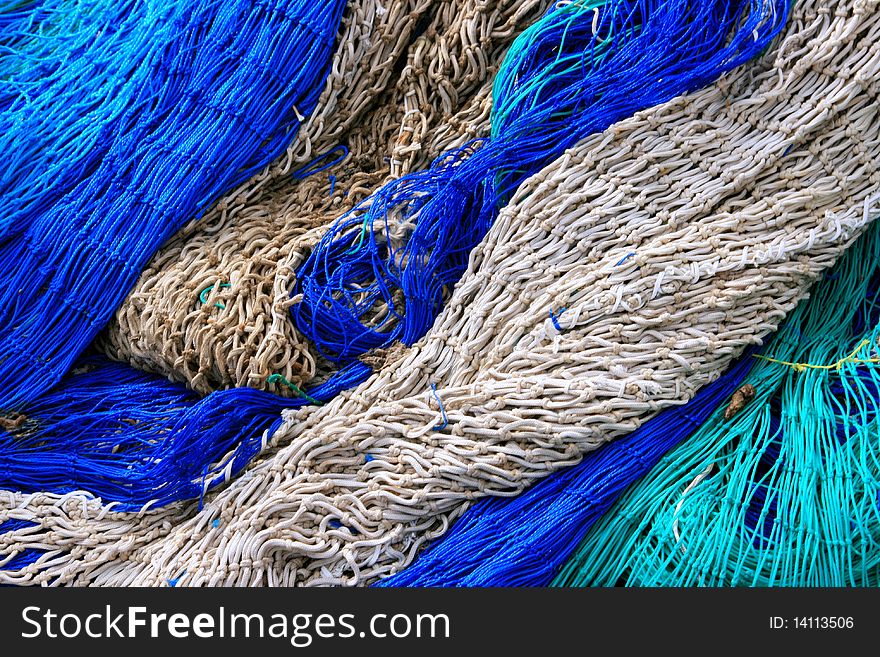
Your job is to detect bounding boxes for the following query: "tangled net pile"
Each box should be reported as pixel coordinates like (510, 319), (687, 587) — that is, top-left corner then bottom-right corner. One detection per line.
(102, 0), (554, 395)
(2, 0), (880, 587)
(553, 218), (880, 587)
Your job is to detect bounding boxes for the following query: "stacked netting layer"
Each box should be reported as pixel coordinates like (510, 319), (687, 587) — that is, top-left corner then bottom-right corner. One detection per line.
(2, 0), (880, 586)
(381, 216), (880, 586)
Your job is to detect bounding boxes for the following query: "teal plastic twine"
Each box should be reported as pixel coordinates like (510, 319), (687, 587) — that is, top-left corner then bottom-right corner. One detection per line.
(266, 373), (323, 405)
(554, 218), (880, 587)
(199, 283), (231, 309)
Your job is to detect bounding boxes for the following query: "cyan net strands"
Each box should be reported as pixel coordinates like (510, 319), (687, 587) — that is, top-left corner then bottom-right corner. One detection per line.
(553, 217), (880, 587)
(0, 0), (348, 410)
(292, 0), (791, 365)
(0, 0), (789, 512)
(376, 350), (755, 587)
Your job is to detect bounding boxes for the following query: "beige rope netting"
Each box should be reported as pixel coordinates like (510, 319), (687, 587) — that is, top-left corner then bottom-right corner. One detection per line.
(101, 0), (551, 395)
(2, 0), (879, 586)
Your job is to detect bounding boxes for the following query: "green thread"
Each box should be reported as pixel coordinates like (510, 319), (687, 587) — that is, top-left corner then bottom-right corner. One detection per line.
(346, 214), (371, 255)
(198, 283), (231, 309)
(267, 373), (323, 405)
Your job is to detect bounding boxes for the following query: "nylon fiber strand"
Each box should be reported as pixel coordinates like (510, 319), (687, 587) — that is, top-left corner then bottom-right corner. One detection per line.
(0, 0), (790, 512)
(554, 216), (880, 587)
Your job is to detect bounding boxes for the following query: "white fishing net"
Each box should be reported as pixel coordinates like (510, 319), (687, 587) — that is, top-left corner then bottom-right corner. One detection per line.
(2, 0), (879, 586)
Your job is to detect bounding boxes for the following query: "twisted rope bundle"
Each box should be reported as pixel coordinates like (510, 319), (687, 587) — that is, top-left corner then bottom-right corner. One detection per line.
(292, 0), (790, 364)
(0, 0), (555, 509)
(376, 349), (757, 586)
(382, 213), (880, 587)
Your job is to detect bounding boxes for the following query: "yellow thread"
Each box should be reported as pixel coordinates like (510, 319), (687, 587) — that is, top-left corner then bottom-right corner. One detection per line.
(753, 339), (880, 372)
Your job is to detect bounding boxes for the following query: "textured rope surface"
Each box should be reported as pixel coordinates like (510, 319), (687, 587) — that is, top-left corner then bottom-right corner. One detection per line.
(1, 0), (788, 510)
(382, 210), (880, 587)
(2, 0), (879, 586)
(291, 0), (789, 366)
(376, 349), (757, 586)
(554, 216), (880, 587)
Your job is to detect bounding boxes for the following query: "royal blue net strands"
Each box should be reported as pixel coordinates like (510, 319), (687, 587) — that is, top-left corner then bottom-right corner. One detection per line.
(0, 0), (348, 409)
(0, 357), (370, 511)
(0, 0), (790, 513)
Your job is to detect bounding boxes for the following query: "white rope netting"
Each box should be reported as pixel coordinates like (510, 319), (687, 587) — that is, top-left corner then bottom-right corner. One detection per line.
(2, 0), (879, 586)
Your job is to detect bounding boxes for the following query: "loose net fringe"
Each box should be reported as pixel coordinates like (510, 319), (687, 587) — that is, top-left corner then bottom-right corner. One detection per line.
(3, 0), (879, 587)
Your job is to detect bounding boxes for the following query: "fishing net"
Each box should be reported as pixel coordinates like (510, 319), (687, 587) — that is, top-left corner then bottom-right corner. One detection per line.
(0, 0), (553, 516)
(554, 216), (880, 587)
(381, 214), (880, 587)
(0, 0), (347, 408)
(100, 0), (551, 395)
(2, 0), (879, 587)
